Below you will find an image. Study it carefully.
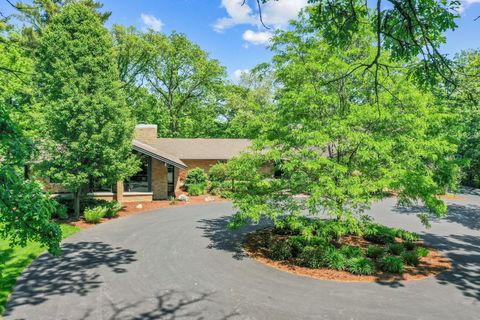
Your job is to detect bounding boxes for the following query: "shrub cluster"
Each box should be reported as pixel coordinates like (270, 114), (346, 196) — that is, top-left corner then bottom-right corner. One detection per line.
(260, 217), (428, 276)
(84, 206), (107, 223)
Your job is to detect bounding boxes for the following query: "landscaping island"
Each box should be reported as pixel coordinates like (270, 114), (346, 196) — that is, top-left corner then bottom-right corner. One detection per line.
(243, 218), (451, 282)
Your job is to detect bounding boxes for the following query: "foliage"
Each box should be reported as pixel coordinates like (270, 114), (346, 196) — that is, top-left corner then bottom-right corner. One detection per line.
(104, 201), (122, 218)
(227, 16), (458, 231)
(298, 246), (327, 268)
(401, 251), (420, 266)
(366, 245), (384, 260)
(339, 245), (363, 259)
(0, 224), (79, 314)
(188, 184), (206, 196)
(169, 196), (178, 205)
(267, 241), (293, 261)
(386, 243), (405, 255)
(54, 204), (69, 220)
(403, 241), (416, 251)
(347, 257), (375, 275)
(416, 247), (429, 258)
(364, 224), (396, 245)
(259, 0), (459, 86)
(208, 163), (229, 182)
(324, 248), (348, 271)
(379, 256), (405, 274)
(185, 168), (208, 186)
(395, 229), (420, 242)
(34, 2), (139, 217)
(83, 206), (107, 224)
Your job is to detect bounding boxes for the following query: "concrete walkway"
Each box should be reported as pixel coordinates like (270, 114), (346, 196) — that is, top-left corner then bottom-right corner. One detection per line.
(4, 195), (479, 320)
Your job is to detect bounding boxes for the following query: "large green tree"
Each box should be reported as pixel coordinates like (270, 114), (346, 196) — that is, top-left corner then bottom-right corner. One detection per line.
(140, 31), (226, 137)
(35, 2), (138, 217)
(0, 18), (61, 255)
(228, 17), (458, 229)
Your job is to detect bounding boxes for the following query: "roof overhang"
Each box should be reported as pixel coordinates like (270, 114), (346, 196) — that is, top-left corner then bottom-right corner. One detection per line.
(132, 139), (187, 170)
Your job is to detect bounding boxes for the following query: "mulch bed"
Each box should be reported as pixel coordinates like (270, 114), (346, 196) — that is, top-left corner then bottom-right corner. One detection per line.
(243, 228), (452, 283)
(67, 194), (227, 230)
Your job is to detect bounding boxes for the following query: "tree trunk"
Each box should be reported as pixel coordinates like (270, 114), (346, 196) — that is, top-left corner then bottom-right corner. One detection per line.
(73, 188), (82, 219)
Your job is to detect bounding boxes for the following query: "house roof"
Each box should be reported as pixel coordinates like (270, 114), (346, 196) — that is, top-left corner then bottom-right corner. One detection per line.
(132, 139), (187, 169)
(133, 137), (252, 167)
(147, 138), (252, 160)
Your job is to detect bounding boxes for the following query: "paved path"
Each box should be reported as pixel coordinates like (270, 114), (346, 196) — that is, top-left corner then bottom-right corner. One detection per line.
(5, 194), (479, 320)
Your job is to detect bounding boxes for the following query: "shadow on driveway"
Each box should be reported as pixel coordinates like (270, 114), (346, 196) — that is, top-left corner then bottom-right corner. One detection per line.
(67, 289), (240, 320)
(5, 241), (137, 316)
(197, 215), (270, 260)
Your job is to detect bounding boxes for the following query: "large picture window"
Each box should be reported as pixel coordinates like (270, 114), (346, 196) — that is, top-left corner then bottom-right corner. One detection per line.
(124, 154), (152, 192)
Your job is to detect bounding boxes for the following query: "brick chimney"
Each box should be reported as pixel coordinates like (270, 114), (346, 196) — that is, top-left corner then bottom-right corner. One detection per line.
(134, 124), (158, 142)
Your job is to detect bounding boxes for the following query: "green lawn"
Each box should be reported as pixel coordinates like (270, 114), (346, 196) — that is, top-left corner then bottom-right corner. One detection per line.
(0, 224), (80, 314)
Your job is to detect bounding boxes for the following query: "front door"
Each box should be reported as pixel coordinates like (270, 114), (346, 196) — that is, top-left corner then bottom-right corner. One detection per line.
(167, 165), (175, 197)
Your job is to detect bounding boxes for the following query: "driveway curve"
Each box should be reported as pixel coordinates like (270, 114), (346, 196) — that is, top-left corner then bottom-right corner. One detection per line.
(5, 195), (480, 320)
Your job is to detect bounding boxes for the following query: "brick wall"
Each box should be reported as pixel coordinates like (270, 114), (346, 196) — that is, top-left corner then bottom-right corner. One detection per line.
(151, 158), (168, 200)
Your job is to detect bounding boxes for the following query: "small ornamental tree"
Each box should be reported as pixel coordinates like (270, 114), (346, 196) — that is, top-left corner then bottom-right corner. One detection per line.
(227, 17), (459, 230)
(35, 2), (138, 218)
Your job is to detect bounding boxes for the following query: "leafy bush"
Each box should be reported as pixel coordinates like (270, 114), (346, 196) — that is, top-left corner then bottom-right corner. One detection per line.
(84, 206), (107, 224)
(364, 224), (396, 244)
(366, 245), (384, 259)
(416, 246), (429, 258)
(324, 249), (348, 271)
(379, 256), (405, 273)
(169, 196), (178, 205)
(403, 241), (416, 251)
(395, 229), (420, 242)
(209, 163), (229, 182)
(185, 168), (207, 185)
(347, 257), (375, 275)
(102, 201), (122, 218)
(298, 246), (328, 268)
(315, 219), (360, 242)
(339, 245), (363, 259)
(386, 243), (405, 255)
(188, 183), (206, 196)
(402, 251), (420, 266)
(267, 241), (293, 261)
(289, 235), (328, 253)
(54, 204), (69, 220)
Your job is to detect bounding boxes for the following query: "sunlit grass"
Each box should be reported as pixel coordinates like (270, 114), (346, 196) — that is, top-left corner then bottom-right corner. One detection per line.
(0, 224), (80, 314)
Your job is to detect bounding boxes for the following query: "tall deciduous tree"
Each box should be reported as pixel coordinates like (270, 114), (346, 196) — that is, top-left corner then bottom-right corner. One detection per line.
(141, 31), (226, 137)
(228, 17), (459, 229)
(35, 2), (138, 217)
(0, 19), (61, 255)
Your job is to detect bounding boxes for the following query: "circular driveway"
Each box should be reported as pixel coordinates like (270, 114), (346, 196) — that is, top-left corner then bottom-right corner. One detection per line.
(5, 194), (480, 320)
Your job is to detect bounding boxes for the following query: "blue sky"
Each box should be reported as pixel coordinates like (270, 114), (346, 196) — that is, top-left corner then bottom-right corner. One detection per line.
(2, 0), (480, 80)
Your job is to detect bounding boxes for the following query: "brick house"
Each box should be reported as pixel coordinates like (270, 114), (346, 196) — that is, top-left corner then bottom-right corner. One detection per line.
(45, 124), (252, 202)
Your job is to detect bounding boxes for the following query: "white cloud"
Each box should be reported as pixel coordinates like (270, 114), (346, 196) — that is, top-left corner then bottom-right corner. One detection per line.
(242, 29), (273, 45)
(214, 0), (308, 32)
(232, 69), (249, 82)
(141, 13), (164, 32)
(456, 0), (480, 13)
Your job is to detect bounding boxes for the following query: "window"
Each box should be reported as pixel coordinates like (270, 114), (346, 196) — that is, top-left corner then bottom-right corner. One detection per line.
(167, 165), (174, 197)
(124, 154), (152, 192)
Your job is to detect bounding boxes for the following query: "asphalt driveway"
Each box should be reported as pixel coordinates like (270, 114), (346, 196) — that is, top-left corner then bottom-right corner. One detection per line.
(4, 194), (479, 320)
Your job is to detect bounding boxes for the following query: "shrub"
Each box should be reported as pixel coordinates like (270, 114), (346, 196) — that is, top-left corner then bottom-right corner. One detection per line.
(185, 167), (207, 185)
(364, 224), (396, 244)
(402, 251), (420, 266)
(386, 243), (405, 255)
(396, 229), (420, 242)
(416, 246), (429, 258)
(104, 201), (122, 218)
(54, 204), (69, 220)
(188, 183), (206, 196)
(339, 245), (363, 259)
(169, 196), (178, 205)
(315, 219), (360, 242)
(298, 246), (328, 268)
(403, 241), (416, 251)
(84, 206), (107, 224)
(380, 256), (405, 273)
(366, 245), (384, 259)
(267, 241), (293, 261)
(324, 249), (348, 271)
(347, 257), (375, 275)
(209, 163), (229, 182)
